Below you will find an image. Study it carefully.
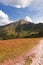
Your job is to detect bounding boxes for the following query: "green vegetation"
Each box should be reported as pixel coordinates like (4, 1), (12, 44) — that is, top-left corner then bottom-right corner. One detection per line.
(0, 19), (43, 40)
(0, 30), (7, 40)
(0, 30), (43, 40)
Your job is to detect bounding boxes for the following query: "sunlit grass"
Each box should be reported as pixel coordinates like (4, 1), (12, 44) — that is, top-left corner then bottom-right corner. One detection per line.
(0, 38), (41, 63)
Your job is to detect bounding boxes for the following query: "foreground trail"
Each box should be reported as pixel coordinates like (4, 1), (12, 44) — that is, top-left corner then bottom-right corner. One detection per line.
(0, 39), (43, 65)
(30, 40), (43, 65)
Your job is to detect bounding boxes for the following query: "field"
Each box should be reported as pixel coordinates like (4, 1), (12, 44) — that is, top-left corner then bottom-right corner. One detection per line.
(0, 38), (42, 63)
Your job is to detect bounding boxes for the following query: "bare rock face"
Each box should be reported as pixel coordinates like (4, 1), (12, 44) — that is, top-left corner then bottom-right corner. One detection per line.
(18, 19), (29, 25)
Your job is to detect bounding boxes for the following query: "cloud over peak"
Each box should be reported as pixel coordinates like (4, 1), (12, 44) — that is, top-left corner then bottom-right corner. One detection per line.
(25, 16), (32, 22)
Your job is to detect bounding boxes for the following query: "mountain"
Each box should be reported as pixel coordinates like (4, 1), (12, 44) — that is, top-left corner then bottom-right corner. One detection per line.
(0, 19), (34, 33)
(0, 19), (43, 39)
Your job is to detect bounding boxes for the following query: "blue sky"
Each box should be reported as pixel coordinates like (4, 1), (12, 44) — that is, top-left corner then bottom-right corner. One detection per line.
(0, 0), (43, 25)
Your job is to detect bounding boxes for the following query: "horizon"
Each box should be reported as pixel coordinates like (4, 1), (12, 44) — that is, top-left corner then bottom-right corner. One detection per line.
(0, 0), (43, 26)
(0, 19), (43, 26)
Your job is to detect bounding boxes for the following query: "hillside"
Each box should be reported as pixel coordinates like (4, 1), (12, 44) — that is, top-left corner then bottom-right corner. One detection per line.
(0, 19), (43, 39)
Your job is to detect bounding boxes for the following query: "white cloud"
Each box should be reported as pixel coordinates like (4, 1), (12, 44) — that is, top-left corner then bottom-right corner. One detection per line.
(31, 0), (43, 13)
(0, 11), (8, 19)
(33, 17), (43, 24)
(29, 0), (43, 23)
(0, 0), (32, 8)
(14, 5), (22, 8)
(0, 10), (13, 26)
(25, 16), (32, 22)
(25, 16), (43, 24)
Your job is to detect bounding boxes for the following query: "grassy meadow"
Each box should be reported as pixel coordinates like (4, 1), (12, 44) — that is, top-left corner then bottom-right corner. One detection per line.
(0, 38), (42, 63)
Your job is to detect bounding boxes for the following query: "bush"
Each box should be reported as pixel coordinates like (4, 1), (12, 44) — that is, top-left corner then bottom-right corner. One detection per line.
(0, 30), (7, 40)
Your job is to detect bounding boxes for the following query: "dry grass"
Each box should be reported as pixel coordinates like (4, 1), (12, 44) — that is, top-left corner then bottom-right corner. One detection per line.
(0, 38), (42, 63)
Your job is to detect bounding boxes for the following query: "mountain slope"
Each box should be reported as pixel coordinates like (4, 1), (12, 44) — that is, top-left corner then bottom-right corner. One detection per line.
(0, 19), (43, 39)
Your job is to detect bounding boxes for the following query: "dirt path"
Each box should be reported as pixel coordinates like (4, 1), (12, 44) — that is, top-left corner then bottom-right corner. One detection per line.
(0, 39), (43, 65)
(30, 40), (43, 65)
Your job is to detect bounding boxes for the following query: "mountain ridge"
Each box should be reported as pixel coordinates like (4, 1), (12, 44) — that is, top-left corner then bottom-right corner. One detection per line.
(0, 19), (43, 39)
